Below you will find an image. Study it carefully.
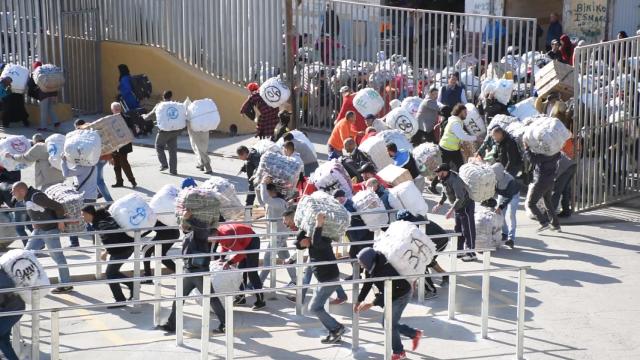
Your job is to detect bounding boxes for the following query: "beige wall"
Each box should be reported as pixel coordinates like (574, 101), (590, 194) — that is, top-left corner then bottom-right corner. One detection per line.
(24, 102), (73, 127)
(100, 41), (255, 134)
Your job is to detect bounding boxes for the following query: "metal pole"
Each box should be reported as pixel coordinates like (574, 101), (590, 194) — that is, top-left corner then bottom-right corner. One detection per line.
(11, 320), (21, 357)
(94, 233), (102, 279)
(516, 268), (526, 359)
(295, 249), (304, 316)
(284, 0), (296, 128)
(268, 221), (277, 299)
(448, 251), (457, 320)
(50, 310), (59, 360)
(176, 260), (184, 346)
(383, 280), (393, 360)
(154, 243), (162, 326)
(417, 276), (425, 303)
(481, 251), (491, 339)
(31, 289), (40, 360)
(201, 274), (211, 360)
(133, 231), (141, 309)
(225, 295), (234, 359)
(351, 262), (360, 351)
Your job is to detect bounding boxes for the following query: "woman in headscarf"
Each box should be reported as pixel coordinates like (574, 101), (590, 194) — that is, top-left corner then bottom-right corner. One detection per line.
(559, 34), (575, 65)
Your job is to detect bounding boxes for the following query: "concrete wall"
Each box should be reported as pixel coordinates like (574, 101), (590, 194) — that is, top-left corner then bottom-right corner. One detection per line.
(24, 102), (73, 127)
(100, 41), (255, 134)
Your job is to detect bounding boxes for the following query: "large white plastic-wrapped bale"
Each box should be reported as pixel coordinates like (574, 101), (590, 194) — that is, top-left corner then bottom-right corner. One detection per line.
(464, 103), (486, 137)
(309, 159), (353, 198)
(275, 129), (316, 160)
(44, 183), (85, 233)
(412, 143), (442, 178)
(251, 139), (281, 156)
(33, 64), (65, 92)
(110, 193), (157, 237)
(176, 188), (221, 227)
(201, 176), (244, 220)
(493, 79), (514, 105)
(0, 249), (50, 303)
(86, 114), (135, 155)
(358, 136), (392, 171)
(377, 164), (413, 187)
(525, 183), (547, 220)
(0, 135), (31, 171)
(488, 114), (519, 132)
(523, 117), (571, 156)
(45, 134), (65, 171)
(254, 151), (302, 197)
(400, 96), (422, 118)
(458, 161), (497, 202)
(351, 189), (389, 227)
(373, 220), (436, 276)
(155, 101), (187, 131)
(505, 120), (528, 150)
(187, 98), (221, 132)
(510, 97), (540, 120)
(149, 184), (180, 226)
(209, 262), (243, 295)
(353, 87), (385, 117)
(386, 107), (418, 138)
(63, 129), (102, 167)
(1, 64), (29, 94)
(388, 181), (429, 217)
(475, 206), (504, 249)
(378, 129), (413, 151)
(294, 191), (350, 240)
(259, 77), (291, 108)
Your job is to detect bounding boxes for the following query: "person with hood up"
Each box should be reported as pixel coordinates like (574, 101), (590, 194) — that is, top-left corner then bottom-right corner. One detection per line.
(492, 163), (521, 249)
(559, 34), (575, 65)
(355, 247), (422, 360)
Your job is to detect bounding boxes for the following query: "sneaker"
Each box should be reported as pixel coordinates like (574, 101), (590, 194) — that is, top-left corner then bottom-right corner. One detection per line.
(537, 224), (550, 233)
(67, 243), (79, 248)
(204, 170), (214, 175)
(440, 276), (449, 287)
(320, 333), (342, 344)
(196, 165), (204, 170)
(412, 330), (423, 351)
(286, 295), (297, 304)
(159, 166), (168, 171)
(329, 297), (347, 305)
(550, 224), (562, 232)
(156, 323), (175, 334)
(557, 210), (572, 218)
(333, 325), (346, 337)
(505, 240), (515, 249)
(233, 295), (246, 305)
(131, 182), (137, 189)
(391, 352), (407, 360)
(212, 324), (225, 334)
(501, 233), (508, 242)
(112, 183), (124, 188)
(252, 301), (267, 311)
(424, 290), (438, 300)
(51, 286), (74, 294)
(461, 254), (477, 262)
(169, 171), (178, 176)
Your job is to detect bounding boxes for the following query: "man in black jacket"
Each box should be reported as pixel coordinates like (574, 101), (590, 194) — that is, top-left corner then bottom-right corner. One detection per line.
(355, 247), (422, 359)
(296, 213), (345, 344)
(159, 212), (226, 334)
(237, 145), (261, 209)
(81, 205), (134, 307)
(491, 127), (523, 177)
(0, 268), (25, 360)
(525, 147), (561, 232)
(142, 220), (179, 282)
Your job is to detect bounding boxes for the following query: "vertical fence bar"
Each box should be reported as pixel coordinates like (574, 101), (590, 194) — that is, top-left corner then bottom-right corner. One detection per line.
(31, 289), (40, 360)
(295, 249), (304, 315)
(132, 231), (141, 308)
(50, 310), (60, 360)
(351, 262), (360, 351)
(448, 251), (457, 320)
(225, 295), (234, 359)
(200, 274), (210, 360)
(383, 279), (393, 360)
(481, 251), (491, 339)
(94, 233), (102, 279)
(175, 259), (184, 346)
(268, 222), (277, 296)
(516, 268), (526, 359)
(11, 320), (21, 357)
(153, 243), (162, 326)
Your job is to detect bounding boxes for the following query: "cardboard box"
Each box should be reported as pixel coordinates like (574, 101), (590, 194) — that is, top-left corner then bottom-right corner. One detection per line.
(87, 114), (134, 155)
(534, 60), (574, 100)
(377, 164), (413, 186)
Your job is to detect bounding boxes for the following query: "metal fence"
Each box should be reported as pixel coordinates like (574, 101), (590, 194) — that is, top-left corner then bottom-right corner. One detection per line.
(292, 0), (538, 131)
(573, 35), (640, 211)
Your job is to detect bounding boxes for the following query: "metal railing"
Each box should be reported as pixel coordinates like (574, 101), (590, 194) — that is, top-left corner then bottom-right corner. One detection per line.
(0, 221), (527, 360)
(573, 35), (640, 211)
(293, 0), (538, 131)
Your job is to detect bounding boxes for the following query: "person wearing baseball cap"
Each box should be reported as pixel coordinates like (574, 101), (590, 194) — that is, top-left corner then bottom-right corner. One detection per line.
(5, 133), (63, 190)
(432, 163), (477, 262)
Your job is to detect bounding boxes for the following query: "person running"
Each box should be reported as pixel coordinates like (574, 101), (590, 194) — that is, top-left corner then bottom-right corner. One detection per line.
(159, 211), (226, 334)
(296, 213), (346, 344)
(355, 247), (422, 360)
(525, 145), (562, 232)
(257, 177), (296, 286)
(81, 205), (134, 307)
(215, 223), (266, 310)
(6, 133), (63, 191)
(61, 155), (98, 248)
(0, 267), (25, 360)
(492, 163), (521, 249)
(432, 163), (477, 262)
(11, 182), (73, 293)
(72, 119), (113, 202)
(141, 220), (179, 282)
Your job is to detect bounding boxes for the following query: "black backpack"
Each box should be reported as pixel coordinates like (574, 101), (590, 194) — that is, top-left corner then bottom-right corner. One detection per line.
(130, 74), (152, 101)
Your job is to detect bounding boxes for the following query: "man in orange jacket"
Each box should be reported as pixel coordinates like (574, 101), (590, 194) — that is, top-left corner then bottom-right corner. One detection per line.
(328, 111), (361, 159)
(336, 86), (366, 133)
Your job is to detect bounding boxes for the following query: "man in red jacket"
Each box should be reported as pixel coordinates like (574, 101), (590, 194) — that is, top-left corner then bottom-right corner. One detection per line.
(336, 86), (366, 135)
(215, 224), (266, 310)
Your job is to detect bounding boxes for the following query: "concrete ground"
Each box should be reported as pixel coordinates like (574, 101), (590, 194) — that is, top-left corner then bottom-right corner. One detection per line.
(1, 124), (640, 360)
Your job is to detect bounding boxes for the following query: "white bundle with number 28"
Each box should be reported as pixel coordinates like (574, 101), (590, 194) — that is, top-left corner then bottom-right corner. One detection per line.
(64, 130), (102, 167)
(374, 220), (436, 276)
(110, 193), (157, 237)
(352, 189), (388, 227)
(149, 184), (180, 226)
(201, 177), (244, 220)
(523, 117), (571, 156)
(294, 191), (350, 240)
(459, 161), (497, 202)
(0, 249), (50, 302)
(0, 135), (31, 171)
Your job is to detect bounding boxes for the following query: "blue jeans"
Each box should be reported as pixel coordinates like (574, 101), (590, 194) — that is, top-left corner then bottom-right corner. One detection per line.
(0, 312), (23, 360)
(259, 239), (295, 284)
(12, 209), (33, 247)
(26, 228), (71, 283)
(498, 195), (520, 241)
(309, 279), (342, 332)
(300, 260), (347, 303)
(96, 160), (113, 202)
(385, 292), (417, 354)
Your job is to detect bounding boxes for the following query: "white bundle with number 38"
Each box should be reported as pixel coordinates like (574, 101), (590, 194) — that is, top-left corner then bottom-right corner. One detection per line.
(374, 221), (436, 276)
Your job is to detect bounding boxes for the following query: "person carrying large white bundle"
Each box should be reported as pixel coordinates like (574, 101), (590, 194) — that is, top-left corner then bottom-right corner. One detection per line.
(28, 61), (61, 131)
(492, 163), (521, 249)
(10, 182), (74, 293)
(187, 99), (218, 175)
(525, 144), (562, 233)
(5, 133), (63, 191)
(355, 247), (422, 360)
(282, 132), (318, 176)
(143, 90), (182, 175)
(61, 154), (97, 248)
(431, 163), (477, 262)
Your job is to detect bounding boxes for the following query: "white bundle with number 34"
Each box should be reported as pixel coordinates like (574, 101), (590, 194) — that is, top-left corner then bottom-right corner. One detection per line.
(374, 221), (436, 276)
